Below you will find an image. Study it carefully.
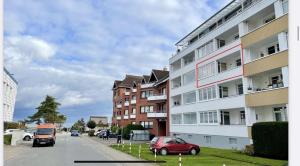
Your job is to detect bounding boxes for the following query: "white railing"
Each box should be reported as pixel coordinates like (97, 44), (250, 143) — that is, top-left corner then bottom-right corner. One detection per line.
(117, 104), (122, 108)
(130, 114), (136, 119)
(132, 89), (137, 92)
(125, 92), (130, 96)
(147, 94), (167, 101)
(147, 112), (167, 118)
(141, 83), (154, 89)
(123, 115), (129, 119)
(116, 116), (121, 120)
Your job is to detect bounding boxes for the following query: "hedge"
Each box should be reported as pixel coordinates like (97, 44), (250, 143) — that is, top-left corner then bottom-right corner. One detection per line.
(4, 122), (19, 130)
(252, 122), (288, 160)
(122, 124), (144, 140)
(4, 134), (12, 145)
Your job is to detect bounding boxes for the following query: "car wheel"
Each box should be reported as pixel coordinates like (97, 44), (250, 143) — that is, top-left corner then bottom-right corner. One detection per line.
(24, 136), (31, 141)
(160, 148), (168, 156)
(190, 148), (197, 155)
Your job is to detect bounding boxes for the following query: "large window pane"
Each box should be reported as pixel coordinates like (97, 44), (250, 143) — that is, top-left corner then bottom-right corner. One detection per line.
(183, 91), (196, 104)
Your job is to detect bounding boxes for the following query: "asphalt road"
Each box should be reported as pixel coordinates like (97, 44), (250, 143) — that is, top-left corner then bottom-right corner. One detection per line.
(4, 133), (124, 166)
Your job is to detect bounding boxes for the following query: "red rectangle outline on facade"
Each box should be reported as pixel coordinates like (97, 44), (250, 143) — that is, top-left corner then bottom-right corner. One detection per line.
(195, 44), (245, 88)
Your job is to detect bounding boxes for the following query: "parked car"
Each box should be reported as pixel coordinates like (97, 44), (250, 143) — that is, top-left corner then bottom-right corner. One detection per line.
(149, 137), (200, 155)
(71, 130), (80, 136)
(23, 130), (34, 141)
(4, 129), (20, 135)
(97, 130), (107, 138)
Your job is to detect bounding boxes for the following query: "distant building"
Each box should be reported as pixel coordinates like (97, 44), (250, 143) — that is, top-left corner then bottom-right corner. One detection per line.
(112, 68), (169, 136)
(3, 68), (18, 122)
(90, 116), (109, 126)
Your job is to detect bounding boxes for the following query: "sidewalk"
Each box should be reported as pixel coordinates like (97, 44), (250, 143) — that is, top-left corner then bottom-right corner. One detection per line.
(90, 136), (149, 146)
(86, 136), (155, 166)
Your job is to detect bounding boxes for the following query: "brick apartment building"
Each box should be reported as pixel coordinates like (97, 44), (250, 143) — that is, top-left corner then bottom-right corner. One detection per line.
(112, 69), (169, 136)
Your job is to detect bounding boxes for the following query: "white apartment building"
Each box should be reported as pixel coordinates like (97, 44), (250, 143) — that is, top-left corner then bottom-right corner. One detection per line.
(3, 68), (18, 122)
(169, 0), (288, 149)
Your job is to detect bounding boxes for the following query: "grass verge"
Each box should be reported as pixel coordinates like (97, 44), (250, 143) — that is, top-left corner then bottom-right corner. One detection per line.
(4, 134), (12, 145)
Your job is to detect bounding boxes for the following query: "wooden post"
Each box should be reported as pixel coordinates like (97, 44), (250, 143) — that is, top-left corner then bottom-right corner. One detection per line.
(178, 153), (182, 166)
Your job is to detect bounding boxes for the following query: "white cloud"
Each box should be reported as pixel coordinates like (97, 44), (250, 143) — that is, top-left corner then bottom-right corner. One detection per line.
(60, 91), (94, 108)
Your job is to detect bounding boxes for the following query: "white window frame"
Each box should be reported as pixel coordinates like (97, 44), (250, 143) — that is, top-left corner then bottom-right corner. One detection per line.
(199, 110), (218, 125)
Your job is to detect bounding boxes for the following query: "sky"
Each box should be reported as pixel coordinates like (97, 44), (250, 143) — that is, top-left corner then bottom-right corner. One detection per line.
(4, 0), (231, 127)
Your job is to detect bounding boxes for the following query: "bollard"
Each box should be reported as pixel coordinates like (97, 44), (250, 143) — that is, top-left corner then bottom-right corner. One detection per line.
(118, 143), (120, 148)
(223, 164), (226, 166)
(122, 141), (125, 150)
(178, 153), (182, 166)
(138, 144), (141, 159)
(154, 149), (157, 161)
(129, 142), (132, 153)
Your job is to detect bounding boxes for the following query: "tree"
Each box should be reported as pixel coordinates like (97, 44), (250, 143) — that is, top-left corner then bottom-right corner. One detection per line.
(28, 95), (67, 124)
(71, 118), (86, 132)
(87, 120), (96, 129)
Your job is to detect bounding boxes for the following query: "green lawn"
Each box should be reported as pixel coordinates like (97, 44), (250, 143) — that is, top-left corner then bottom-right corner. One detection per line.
(111, 144), (288, 166)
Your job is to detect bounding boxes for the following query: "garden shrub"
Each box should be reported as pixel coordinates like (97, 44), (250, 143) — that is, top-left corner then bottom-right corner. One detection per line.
(88, 130), (95, 137)
(122, 124), (144, 139)
(252, 122), (288, 159)
(4, 134), (12, 145)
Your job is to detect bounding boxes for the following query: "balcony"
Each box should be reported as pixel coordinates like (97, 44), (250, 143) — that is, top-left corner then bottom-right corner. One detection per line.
(130, 100), (136, 104)
(130, 114), (136, 119)
(117, 104), (122, 108)
(245, 87), (288, 107)
(116, 116), (121, 120)
(141, 83), (154, 89)
(125, 92), (130, 96)
(244, 50), (288, 76)
(147, 94), (167, 101)
(241, 14), (288, 48)
(132, 89), (137, 92)
(123, 115), (129, 119)
(124, 101), (129, 106)
(147, 112), (167, 118)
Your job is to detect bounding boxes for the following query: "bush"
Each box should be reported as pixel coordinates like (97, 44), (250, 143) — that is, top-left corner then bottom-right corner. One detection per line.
(122, 124), (144, 140)
(252, 122), (288, 159)
(4, 122), (19, 130)
(4, 134), (12, 145)
(87, 120), (96, 129)
(243, 145), (254, 156)
(110, 125), (119, 133)
(88, 130), (95, 137)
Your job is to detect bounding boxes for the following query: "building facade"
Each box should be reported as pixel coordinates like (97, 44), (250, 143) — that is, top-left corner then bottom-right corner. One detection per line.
(3, 68), (18, 122)
(112, 69), (169, 136)
(169, 0), (288, 149)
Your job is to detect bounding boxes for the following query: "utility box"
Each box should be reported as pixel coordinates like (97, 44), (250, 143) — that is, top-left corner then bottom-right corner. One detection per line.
(131, 130), (150, 141)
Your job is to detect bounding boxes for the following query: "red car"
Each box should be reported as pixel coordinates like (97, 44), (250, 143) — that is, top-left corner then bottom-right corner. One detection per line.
(150, 136), (200, 155)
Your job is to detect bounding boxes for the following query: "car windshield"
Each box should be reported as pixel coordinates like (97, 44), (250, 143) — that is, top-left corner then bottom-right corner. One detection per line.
(150, 137), (159, 144)
(36, 128), (53, 135)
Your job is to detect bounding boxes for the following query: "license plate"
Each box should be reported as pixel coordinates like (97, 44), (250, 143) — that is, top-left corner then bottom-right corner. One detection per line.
(40, 142), (46, 144)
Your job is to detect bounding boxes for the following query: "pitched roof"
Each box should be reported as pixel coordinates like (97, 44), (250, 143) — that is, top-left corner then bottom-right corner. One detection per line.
(113, 75), (143, 89)
(151, 69), (169, 82)
(142, 75), (150, 84)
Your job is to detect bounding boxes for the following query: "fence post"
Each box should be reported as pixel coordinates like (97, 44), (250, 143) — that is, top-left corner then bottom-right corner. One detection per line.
(154, 148), (157, 162)
(223, 164), (226, 166)
(129, 141), (132, 153)
(138, 144), (141, 159)
(178, 153), (182, 166)
(122, 140), (124, 150)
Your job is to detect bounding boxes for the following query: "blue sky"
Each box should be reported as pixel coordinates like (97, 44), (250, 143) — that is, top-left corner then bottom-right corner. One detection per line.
(4, 0), (230, 126)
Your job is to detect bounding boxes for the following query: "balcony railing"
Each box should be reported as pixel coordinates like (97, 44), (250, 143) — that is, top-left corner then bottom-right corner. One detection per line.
(116, 116), (121, 120)
(130, 100), (136, 104)
(125, 92), (130, 96)
(124, 101), (129, 106)
(117, 104), (122, 108)
(132, 89), (137, 92)
(123, 115), (129, 119)
(141, 83), (154, 89)
(147, 112), (167, 118)
(130, 114), (136, 119)
(147, 94), (167, 101)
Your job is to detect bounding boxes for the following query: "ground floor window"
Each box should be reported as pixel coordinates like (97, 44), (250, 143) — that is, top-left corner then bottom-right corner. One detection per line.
(199, 111), (218, 124)
(140, 121), (153, 129)
(273, 106), (287, 122)
(183, 112), (197, 124)
(229, 138), (237, 144)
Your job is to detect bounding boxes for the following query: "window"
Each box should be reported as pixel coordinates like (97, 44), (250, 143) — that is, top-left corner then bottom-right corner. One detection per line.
(270, 74), (283, 88)
(140, 106), (154, 113)
(273, 107), (287, 121)
(229, 138), (237, 144)
(263, 14), (275, 24)
(199, 111), (218, 124)
(236, 59), (241, 66)
(183, 112), (197, 124)
(282, 0), (288, 14)
(267, 43), (279, 55)
(219, 86), (229, 98)
(132, 122), (136, 125)
(140, 121), (153, 129)
(237, 84), (243, 95)
(171, 114), (182, 124)
(183, 70), (195, 85)
(240, 111), (246, 125)
(125, 110), (128, 115)
(217, 39), (226, 48)
(183, 53), (195, 66)
(132, 95), (136, 100)
(221, 111), (230, 125)
(132, 108), (136, 114)
(140, 90), (153, 98)
(183, 91), (196, 104)
(204, 136), (211, 144)
(198, 62), (215, 79)
(197, 40), (214, 58)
